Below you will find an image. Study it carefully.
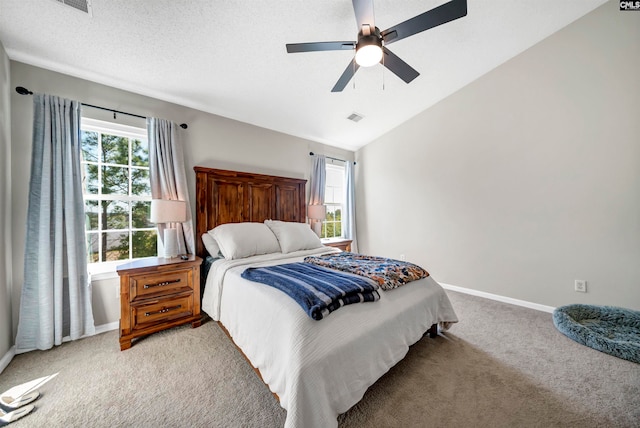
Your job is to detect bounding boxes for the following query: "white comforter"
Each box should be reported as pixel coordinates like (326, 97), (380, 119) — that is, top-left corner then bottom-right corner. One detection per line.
(202, 247), (458, 428)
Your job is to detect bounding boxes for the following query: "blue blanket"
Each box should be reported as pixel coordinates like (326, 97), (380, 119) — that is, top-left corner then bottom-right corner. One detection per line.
(241, 262), (380, 320)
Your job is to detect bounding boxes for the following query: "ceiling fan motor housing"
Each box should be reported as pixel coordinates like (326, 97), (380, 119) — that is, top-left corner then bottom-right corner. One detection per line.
(357, 26), (383, 50)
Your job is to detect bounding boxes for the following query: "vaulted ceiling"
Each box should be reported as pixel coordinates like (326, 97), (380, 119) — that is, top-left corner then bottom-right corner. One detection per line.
(0, 0), (607, 150)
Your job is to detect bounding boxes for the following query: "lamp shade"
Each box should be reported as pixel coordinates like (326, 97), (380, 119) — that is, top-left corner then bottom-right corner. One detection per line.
(150, 199), (187, 224)
(307, 204), (326, 221)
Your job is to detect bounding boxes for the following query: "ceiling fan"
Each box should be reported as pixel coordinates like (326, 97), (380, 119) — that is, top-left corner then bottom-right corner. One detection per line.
(286, 0), (467, 92)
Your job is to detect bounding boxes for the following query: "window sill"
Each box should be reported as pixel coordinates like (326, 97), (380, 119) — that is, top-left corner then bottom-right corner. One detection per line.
(88, 260), (129, 281)
(90, 270), (119, 281)
(321, 237), (347, 243)
(88, 257), (159, 281)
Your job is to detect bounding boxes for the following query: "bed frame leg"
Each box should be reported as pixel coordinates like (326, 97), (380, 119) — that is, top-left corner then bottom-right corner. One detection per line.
(428, 323), (438, 338)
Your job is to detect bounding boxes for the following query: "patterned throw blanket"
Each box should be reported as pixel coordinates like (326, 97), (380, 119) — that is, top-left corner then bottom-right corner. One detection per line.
(241, 263), (380, 320)
(304, 252), (429, 290)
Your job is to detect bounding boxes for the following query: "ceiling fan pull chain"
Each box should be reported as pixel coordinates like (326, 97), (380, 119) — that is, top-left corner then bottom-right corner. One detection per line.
(353, 53), (357, 90)
(382, 49), (385, 91)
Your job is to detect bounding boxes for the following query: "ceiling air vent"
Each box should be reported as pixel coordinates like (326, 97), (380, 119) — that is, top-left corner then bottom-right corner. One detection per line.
(50, 0), (93, 16)
(347, 112), (364, 123)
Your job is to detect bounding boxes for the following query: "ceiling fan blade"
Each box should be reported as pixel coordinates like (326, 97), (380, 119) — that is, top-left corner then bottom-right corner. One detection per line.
(286, 41), (355, 53)
(382, 0), (467, 45)
(331, 60), (360, 92)
(381, 47), (419, 84)
(352, 0), (375, 31)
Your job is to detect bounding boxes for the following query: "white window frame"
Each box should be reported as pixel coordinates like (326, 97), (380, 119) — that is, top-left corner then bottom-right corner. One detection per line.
(81, 118), (156, 276)
(321, 162), (346, 240)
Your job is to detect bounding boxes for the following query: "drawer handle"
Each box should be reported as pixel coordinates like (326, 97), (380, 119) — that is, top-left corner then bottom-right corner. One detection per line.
(144, 279), (181, 289)
(145, 304), (182, 317)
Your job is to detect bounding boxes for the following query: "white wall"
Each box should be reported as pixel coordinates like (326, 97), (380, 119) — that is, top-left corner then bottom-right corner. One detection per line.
(0, 42), (13, 359)
(9, 62), (354, 330)
(356, 2), (640, 310)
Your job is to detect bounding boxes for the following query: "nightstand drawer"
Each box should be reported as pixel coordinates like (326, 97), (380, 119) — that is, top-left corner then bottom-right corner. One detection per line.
(132, 294), (193, 330)
(130, 270), (192, 301)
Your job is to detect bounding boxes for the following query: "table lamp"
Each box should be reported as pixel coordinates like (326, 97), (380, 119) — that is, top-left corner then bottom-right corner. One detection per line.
(150, 199), (187, 258)
(307, 204), (326, 238)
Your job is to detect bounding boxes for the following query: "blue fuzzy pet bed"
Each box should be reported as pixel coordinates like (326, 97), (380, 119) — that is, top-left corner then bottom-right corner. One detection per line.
(552, 304), (640, 364)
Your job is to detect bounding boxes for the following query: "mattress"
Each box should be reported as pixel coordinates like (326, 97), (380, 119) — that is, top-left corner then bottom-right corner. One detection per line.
(202, 247), (458, 427)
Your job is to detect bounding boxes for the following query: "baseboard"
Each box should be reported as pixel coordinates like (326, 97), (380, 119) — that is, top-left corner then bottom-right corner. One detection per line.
(0, 346), (16, 374)
(94, 321), (119, 335)
(440, 283), (555, 313)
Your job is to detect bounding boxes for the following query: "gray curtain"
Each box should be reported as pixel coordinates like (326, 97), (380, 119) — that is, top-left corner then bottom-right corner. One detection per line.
(309, 154), (326, 206)
(344, 161), (358, 252)
(16, 94), (95, 352)
(148, 118), (194, 255)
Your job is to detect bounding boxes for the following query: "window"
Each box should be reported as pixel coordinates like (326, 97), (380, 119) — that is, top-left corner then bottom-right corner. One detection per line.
(81, 118), (157, 269)
(321, 162), (345, 239)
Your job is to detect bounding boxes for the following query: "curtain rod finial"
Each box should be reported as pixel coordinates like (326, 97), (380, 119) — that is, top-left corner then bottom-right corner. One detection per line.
(180, 123), (188, 129)
(16, 86), (33, 95)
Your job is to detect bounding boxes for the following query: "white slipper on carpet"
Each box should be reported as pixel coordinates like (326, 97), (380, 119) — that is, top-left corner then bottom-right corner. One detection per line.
(0, 390), (40, 410)
(0, 404), (34, 426)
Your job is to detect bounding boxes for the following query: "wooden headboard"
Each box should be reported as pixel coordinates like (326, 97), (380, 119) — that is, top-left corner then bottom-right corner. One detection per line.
(194, 166), (307, 258)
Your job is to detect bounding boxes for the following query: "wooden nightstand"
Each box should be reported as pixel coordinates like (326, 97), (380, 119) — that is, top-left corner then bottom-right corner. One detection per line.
(323, 239), (352, 252)
(117, 255), (203, 351)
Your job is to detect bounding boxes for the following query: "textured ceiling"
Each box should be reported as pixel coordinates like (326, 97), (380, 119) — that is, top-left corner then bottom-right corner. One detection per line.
(0, 0), (607, 151)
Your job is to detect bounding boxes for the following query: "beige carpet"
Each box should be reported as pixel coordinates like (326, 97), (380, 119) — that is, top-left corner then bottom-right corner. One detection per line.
(1, 291), (638, 427)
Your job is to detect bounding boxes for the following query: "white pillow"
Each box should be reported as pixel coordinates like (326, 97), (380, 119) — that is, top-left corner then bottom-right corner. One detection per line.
(264, 220), (322, 254)
(211, 222), (281, 260)
(201, 233), (220, 257)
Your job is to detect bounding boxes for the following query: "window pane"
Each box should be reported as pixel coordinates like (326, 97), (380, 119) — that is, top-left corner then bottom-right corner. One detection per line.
(334, 188), (343, 204)
(132, 201), (153, 228)
(101, 134), (129, 165)
(84, 200), (99, 231)
(131, 168), (150, 196)
(102, 231), (129, 261)
(102, 200), (129, 230)
(132, 230), (157, 259)
(325, 187), (335, 204)
(102, 166), (129, 195)
(326, 206), (337, 221)
(325, 222), (334, 238)
(86, 233), (99, 263)
(323, 205), (342, 238)
(132, 138), (149, 167)
(83, 163), (99, 195)
(326, 167), (343, 186)
(81, 131), (98, 162)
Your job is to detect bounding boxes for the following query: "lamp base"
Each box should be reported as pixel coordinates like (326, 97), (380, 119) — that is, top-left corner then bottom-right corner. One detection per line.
(312, 221), (322, 238)
(163, 228), (179, 258)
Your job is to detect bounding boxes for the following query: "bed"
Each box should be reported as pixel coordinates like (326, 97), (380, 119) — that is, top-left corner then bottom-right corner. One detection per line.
(194, 166), (458, 428)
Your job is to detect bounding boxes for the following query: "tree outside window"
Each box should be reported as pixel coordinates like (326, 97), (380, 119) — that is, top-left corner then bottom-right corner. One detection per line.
(81, 119), (157, 265)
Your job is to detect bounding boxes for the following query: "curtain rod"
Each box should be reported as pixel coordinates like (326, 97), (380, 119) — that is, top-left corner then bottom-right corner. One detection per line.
(15, 86), (188, 129)
(309, 151), (356, 165)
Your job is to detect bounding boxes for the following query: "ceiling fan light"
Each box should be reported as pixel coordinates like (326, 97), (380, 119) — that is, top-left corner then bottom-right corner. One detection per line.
(355, 44), (382, 67)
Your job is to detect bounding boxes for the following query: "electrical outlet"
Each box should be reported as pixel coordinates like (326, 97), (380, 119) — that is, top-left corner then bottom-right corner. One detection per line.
(400, 254), (406, 261)
(574, 280), (587, 293)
